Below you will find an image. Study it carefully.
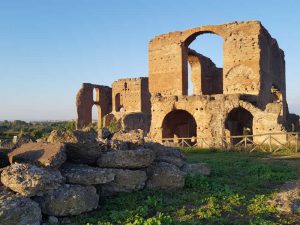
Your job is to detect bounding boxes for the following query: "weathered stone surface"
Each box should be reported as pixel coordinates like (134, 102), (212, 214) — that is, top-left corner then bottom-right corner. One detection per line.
(111, 129), (144, 148)
(60, 163), (115, 185)
(157, 156), (185, 168)
(97, 148), (155, 169)
(182, 163), (211, 176)
(65, 143), (104, 165)
(110, 78), (151, 114)
(146, 143), (186, 167)
(1, 163), (64, 197)
(47, 130), (78, 144)
(122, 112), (151, 134)
(147, 143), (186, 160)
(34, 184), (99, 216)
(8, 142), (66, 168)
(101, 169), (147, 195)
(47, 130), (104, 164)
(0, 187), (42, 225)
(15, 133), (36, 148)
(146, 162), (185, 190)
(271, 179), (300, 214)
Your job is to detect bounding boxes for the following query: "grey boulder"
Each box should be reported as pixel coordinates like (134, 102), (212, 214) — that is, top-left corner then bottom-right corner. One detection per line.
(60, 163), (115, 185)
(0, 187), (42, 225)
(146, 162), (185, 190)
(8, 142), (66, 168)
(101, 169), (147, 195)
(111, 129), (144, 148)
(47, 130), (103, 165)
(97, 148), (155, 169)
(34, 184), (99, 216)
(1, 163), (64, 197)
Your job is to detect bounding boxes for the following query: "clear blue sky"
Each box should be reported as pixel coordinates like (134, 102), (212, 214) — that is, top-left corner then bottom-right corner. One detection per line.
(0, 0), (299, 121)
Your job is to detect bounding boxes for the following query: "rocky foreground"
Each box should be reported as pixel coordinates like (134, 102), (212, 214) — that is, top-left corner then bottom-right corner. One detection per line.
(0, 129), (210, 225)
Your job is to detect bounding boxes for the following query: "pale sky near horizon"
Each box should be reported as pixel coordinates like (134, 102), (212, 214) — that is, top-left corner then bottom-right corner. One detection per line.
(0, 0), (299, 121)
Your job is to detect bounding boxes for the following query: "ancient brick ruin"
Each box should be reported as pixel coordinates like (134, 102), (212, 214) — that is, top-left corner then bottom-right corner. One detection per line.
(76, 21), (300, 146)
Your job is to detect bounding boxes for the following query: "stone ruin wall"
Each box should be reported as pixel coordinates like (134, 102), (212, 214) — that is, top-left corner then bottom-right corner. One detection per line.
(258, 26), (287, 124)
(148, 21), (262, 97)
(76, 20), (299, 146)
(149, 94), (285, 146)
(188, 49), (223, 95)
(76, 83), (112, 129)
(77, 78), (151, 132)
(147, 20), (296, 144)
(112, 77), (150, 113)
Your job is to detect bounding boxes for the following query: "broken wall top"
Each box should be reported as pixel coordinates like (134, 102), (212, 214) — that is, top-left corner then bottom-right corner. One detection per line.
(148, 20), (284, 98)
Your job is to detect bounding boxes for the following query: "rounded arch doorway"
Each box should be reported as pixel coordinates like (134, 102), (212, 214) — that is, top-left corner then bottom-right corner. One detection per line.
(225, 107), (253, 144)
(162, 110), (197, 144)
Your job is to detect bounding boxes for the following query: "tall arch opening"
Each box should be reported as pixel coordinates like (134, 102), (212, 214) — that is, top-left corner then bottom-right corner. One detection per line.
(185, 33), (223, 96)
(162, 110), (197, 140)
(225, 107), (253, 143)
(115, 93), (121, 112)
(92, 104), (101, 129)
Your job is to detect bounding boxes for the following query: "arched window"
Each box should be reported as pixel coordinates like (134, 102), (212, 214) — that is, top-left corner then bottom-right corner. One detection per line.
(185, 33), (223, 96)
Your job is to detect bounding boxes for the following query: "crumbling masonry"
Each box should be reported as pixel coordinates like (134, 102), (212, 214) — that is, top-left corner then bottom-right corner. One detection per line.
(76, 21), (300, 146)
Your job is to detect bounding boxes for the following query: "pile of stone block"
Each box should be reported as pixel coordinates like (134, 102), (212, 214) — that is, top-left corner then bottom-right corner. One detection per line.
(0, 129), (210, 224)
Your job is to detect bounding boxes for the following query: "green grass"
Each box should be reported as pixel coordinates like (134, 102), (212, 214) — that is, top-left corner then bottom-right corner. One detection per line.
(70, 149), (300, 225)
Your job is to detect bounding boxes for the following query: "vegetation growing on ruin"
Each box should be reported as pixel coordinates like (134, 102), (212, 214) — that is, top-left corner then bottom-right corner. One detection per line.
(107, 118), (122, 133)
(70, 150), (300, 225)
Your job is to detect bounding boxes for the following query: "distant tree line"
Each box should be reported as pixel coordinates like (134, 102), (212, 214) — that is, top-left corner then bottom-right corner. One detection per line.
(0, 120), (77, 139)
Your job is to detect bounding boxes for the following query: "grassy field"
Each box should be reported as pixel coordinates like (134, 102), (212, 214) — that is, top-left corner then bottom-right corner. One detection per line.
(68, 149), (300, 225)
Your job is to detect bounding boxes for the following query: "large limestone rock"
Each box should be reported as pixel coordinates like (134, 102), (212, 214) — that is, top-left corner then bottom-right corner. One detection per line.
(15, 133), (36, 148)
(97, 148), (155, 169)
(182, 163), (211, 176)
(146, 142), (186, 167)
(156, 155), (185, 168)
(60, 163), (115, 185)
(111, 129), (144, 149)
(1, 163), (65, 197)
(0, 187), (42, 225)
(34, 184), (99, 216)
(101, 169), (147, 195)
(47, 130), (104, 164)
(148, 143), (186, 160)
(8, 142), (66, 168)
(47, 130), (75, 143)
(146, 162), (185, 190)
